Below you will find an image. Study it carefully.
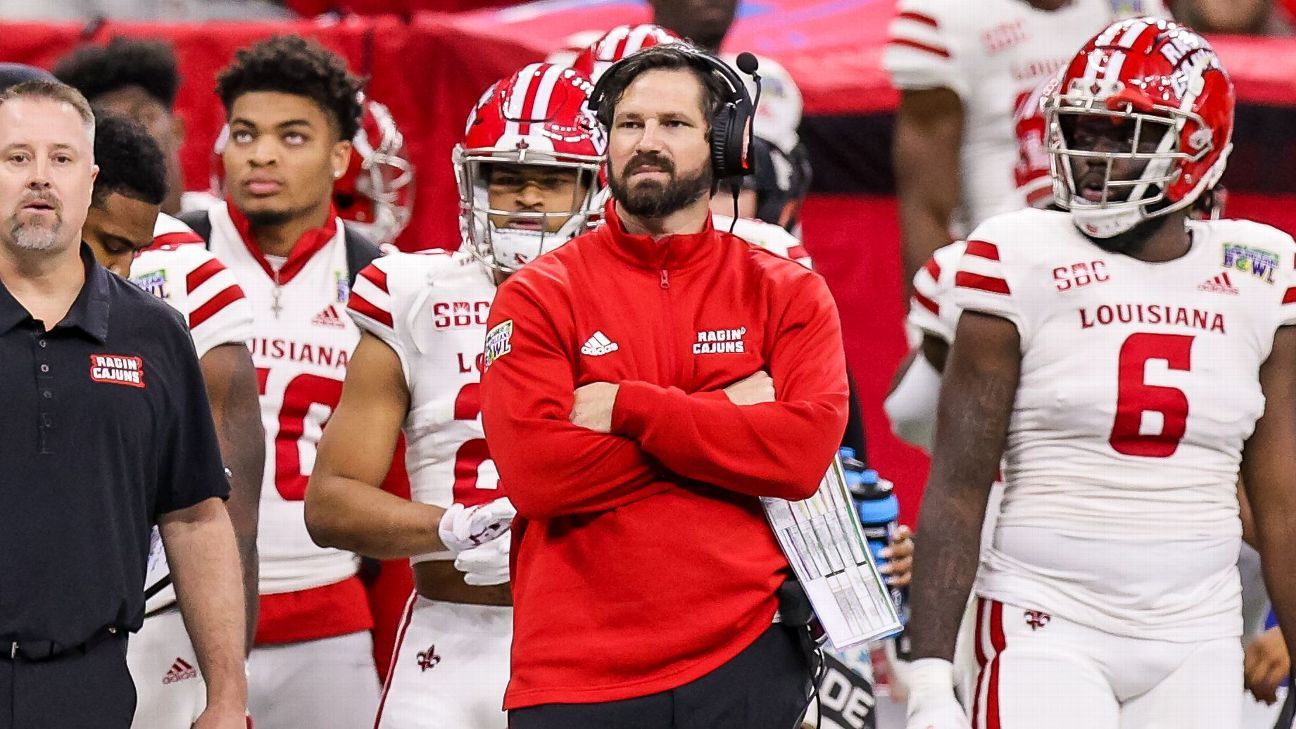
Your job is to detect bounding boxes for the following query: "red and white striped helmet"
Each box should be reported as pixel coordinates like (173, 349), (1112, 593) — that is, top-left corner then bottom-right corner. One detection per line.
(453, 63), (606, 274)
(1047, 17), (1234, 238)
(334, 96), (414, 245)
(1014, 71), (1062, 210)
(572, 24), (684, 83)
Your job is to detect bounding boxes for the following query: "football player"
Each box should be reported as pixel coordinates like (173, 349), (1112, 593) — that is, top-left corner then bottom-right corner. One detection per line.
(176, 36), (506, 729)
(80, 112), (263, 729)
(305, 62), (604, 729)
(55, 37), (192, 216)
(904, 19), (1296, 729)
(884, 0), (1168, 287)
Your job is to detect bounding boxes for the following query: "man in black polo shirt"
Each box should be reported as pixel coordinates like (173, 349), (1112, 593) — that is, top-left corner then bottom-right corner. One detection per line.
(0, 81), (247, 729)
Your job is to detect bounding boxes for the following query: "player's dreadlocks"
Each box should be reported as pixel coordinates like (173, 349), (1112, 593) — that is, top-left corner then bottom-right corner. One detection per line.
(91, 113), (168, 207)
(54, 37), (181, 110)
(216, 35), (364, 141)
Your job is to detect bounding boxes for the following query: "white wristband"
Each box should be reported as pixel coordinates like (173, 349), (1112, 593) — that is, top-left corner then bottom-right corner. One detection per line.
(906, 657), (956, 703)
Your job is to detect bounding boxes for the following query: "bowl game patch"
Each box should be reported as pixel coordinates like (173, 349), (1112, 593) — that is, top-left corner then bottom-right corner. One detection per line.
(483, 320), (513, 371)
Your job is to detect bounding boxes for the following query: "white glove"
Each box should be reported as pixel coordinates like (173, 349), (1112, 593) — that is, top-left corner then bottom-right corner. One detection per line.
(905, 658), (971, 729)
(453, 535), (511, 586)
(437, 498), (516, 554)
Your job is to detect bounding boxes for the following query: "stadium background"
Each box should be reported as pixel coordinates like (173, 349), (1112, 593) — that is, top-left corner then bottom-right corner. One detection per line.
(9, 0), (1296, 672)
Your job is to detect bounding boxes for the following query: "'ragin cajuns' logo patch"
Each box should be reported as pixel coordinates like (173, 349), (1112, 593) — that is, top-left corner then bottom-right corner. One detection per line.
(482, 320), (513, 371)
(693, 327), (747, 355)
(89, 354), (146, 388)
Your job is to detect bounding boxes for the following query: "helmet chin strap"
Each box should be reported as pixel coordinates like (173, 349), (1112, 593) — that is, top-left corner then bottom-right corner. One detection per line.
(1070, 204), (1148, 239)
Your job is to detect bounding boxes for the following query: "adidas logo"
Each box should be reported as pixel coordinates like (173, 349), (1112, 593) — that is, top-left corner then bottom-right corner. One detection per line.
(580, 331), (619, 356)
(162, 657), (198, 684)
(312, 304), (347, 328)
(1198, 272), (1239, 295)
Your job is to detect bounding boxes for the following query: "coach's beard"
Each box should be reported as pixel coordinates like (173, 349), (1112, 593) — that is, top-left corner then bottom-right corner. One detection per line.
(611, 153), (711, 219)
(9, 215), (63, 252)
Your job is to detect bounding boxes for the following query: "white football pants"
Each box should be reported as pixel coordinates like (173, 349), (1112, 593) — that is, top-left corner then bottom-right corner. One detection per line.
(248, 630), (380, 729)
(970, 598), (1241, 729)
(127, 608), (205, 729)
(375, 594), (511, 729)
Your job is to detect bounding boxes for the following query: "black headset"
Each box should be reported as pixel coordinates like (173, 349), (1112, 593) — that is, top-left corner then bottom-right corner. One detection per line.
(589, 46), (759, 180)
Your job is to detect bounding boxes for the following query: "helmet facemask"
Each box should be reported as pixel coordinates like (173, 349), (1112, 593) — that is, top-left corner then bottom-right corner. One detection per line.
(454, 147), (604, 276)
(1047, 51), (1232, 240)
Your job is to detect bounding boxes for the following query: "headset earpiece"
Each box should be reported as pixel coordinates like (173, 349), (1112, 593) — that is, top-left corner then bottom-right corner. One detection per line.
(587, 45), (757, 179)
(709, 101), (735, 177)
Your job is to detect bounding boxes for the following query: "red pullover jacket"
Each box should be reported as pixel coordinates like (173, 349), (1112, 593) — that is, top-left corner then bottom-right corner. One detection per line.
(480, 203), (849, 708)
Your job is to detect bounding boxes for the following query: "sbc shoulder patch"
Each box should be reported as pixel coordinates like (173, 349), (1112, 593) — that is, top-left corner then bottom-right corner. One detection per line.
(483, 320), (514, 371)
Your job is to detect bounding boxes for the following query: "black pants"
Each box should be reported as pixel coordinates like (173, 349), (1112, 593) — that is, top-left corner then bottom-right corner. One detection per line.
(510, 624), (813, 729)
(0, 632), (135, 729)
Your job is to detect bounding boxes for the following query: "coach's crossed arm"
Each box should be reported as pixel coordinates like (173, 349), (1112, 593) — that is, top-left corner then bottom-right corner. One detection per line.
(579, 276), (848, 501)
(481, 281), (672, 521)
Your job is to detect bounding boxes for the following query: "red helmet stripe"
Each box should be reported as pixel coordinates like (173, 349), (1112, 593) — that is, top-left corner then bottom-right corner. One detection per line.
(626, 24), (657, 54)
(527, 65), (564, 137)
(610, 27), (633, 61)
(1116, 19), (1150, 49)
(504, 64), (539, 136)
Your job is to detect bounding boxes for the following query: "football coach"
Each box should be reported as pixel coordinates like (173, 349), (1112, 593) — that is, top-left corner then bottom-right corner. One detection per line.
(481, 45), (849, 728)
(0, 80), (247, 729)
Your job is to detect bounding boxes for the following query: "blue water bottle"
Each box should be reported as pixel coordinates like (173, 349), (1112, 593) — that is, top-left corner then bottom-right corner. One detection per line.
(840, 447), (909, 629)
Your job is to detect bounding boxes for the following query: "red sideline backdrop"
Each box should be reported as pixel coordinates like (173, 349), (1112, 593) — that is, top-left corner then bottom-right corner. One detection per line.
(6, 0), (1296, 670)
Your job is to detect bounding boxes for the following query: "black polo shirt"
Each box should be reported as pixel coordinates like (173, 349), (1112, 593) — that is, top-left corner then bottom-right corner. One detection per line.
(0, 245), (229, 649)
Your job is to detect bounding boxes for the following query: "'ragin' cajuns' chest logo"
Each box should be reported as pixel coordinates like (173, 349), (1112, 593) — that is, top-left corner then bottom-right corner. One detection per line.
(89, 354), (146, 388)
(693, 327), (747, 355)
(1222, 243), (1278, 284)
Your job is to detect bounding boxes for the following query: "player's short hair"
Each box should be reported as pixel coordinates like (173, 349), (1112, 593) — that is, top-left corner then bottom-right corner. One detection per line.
(595, 45), (729, 129)
(53, 37), (181, 110)
(216, 35), (364, 141)
(91, 113), (167, 207)
(0, 80), (95, 140)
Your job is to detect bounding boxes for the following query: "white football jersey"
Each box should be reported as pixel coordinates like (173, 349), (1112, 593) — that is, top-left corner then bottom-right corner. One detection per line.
(348, 249), (501, 563)
(151, 210), (206, 250)
(908, 240), (967, 344)
(205, 202), (361, 595)
(136, 213), (255, 614)
(884, 0), (1166, 235)
(713, 214), (813, 269)
(955, 208), (1296, 641)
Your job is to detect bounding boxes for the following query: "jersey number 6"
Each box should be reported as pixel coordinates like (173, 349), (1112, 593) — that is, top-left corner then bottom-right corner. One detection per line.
(452, 382), (497, 507)
(1109, 333), (1193, 458)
